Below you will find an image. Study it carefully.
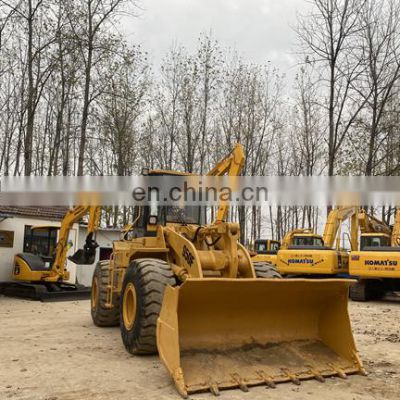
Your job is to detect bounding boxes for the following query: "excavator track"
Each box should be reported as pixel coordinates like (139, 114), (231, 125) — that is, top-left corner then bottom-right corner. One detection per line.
(0, 281), (90, 301)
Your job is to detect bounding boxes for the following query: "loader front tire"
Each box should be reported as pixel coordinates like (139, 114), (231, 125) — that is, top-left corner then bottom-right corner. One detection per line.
(253, 262), (282, 278)
(120, 258), (175, 355)
(91, 261), (120, 327)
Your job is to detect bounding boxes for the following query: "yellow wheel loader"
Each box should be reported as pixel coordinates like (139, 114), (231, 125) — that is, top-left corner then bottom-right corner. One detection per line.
(349, 209), (400, 301)
(1, 206), (100, 301)
(90, 145), (365, 397)
(277, 207), (359, 276)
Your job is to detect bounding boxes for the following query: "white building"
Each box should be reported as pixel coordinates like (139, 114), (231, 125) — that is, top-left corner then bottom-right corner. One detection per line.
(0, 207), (120, 287)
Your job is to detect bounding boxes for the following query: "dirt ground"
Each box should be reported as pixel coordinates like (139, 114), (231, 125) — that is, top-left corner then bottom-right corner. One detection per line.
(1, 297), (399, 400)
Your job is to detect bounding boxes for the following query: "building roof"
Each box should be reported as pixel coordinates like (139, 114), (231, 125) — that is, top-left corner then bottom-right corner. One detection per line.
(0, 206), (69, 221)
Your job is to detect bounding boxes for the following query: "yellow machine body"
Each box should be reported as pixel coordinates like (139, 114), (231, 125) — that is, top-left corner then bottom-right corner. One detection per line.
(157, 278), (364, 396)
(90, 146), (364, 397)
(13, 254), (69, 282)
(251, 239), (279, 266)
(4, 206), (101, 300)
(276, 207), (359, 276)
(278, 246), (349, 275)
(252, 253), (277, 265)
(11, 206), (100, 284)
(350, 232), (400, 278)
(350, 249), (400, 278)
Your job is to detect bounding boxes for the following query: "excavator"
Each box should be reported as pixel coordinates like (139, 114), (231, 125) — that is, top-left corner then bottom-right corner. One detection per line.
(0, 206), (100, 301)
(349, 209), (400, 301)
(90, 144), (365, 397)
(251, 239), (280, 267)
(277, 207), (359, 276)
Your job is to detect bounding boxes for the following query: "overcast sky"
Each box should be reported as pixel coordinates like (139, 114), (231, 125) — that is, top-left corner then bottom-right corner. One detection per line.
(123, 0), (307, 74)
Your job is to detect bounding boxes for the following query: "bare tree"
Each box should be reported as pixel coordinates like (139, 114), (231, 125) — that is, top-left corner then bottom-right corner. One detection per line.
(68, 0), (136, 176)
(296, 0), (368, 175)
(357, 0), (400, 175)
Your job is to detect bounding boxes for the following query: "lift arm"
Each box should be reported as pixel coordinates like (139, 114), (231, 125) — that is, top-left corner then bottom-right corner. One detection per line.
(206, 143), (245, 222)
(323, 206), (359, 250)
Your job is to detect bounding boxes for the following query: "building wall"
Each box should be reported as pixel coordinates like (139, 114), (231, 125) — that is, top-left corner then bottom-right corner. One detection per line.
(0, 215), (121, 286)
(0, 216), (79, 283)
(76, 227), (120, 287)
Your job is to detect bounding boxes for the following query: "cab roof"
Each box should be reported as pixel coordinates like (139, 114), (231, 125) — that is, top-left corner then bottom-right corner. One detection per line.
(147, 169), (194, 176)
(361, 232), (391, 237)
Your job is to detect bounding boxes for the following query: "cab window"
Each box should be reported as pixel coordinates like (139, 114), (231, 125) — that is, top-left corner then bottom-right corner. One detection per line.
(293, 236), (324, 247)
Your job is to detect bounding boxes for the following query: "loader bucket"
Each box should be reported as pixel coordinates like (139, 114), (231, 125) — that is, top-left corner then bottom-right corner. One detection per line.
(157, 278), (365, 398)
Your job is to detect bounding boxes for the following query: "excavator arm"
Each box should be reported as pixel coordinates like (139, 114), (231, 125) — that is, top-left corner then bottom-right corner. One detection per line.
(206, 143), (245, 222)
(323, 206), (359, 250)
(391, 208), (400, 246)
(358, 209), (391, 235)
(53, 206), (101, 276)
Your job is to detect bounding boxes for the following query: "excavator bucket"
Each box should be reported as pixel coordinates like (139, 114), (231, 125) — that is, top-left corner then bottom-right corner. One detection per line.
(68, 248), (96, 265)
(157, 278), (365, 398)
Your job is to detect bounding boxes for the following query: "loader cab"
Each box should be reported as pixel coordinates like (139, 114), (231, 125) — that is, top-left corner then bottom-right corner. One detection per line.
(255, 239), (280, 254)
(128, 169), (205, 238)
(360, 233), (391, 250)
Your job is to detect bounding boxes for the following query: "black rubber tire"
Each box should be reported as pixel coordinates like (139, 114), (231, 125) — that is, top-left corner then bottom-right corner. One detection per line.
(253, 262), (282, 278)
(91, 261), (120, 327)
(120, 258), (175, 355)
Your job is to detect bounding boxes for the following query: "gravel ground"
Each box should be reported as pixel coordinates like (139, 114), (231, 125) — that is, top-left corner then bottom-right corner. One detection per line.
(0, 297), (399, 400)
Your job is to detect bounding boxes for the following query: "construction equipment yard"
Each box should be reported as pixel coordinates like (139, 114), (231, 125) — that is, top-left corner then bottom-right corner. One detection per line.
(1, 297), (399, 400)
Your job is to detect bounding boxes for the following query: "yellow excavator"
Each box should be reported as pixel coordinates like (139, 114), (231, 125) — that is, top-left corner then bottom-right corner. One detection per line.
(1, 206), (100, 300)
(251, 239), (280, 267)
(90, 144), (364, 397)
(277, 207), (359, 276)
(350, 209), (400, 301)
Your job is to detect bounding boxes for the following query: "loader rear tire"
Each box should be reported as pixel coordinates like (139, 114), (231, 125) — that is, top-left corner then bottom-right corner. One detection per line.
(254, 262), (282, 278)
(91, 261), (120, 327)
(120, 258), (175, 355)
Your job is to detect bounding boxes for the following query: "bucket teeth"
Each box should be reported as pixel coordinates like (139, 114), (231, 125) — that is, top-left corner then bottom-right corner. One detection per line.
(314, 373), (325, 383)
(208, 381), (220, 396)
(281, 369), (301, 385)
(173, 368), (188, 399)
(256, 370), (276, 388)
(307, 366), (325, 382)
(231, 373), (248, 392)
(328, 363), (347, 379)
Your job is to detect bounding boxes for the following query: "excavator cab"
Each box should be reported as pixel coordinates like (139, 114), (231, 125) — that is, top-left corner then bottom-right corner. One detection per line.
(291, 234), (324, 247)
(359, 233), (391, 250)
(254, 239), (280, 254)
(13, 226), (63, 281)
